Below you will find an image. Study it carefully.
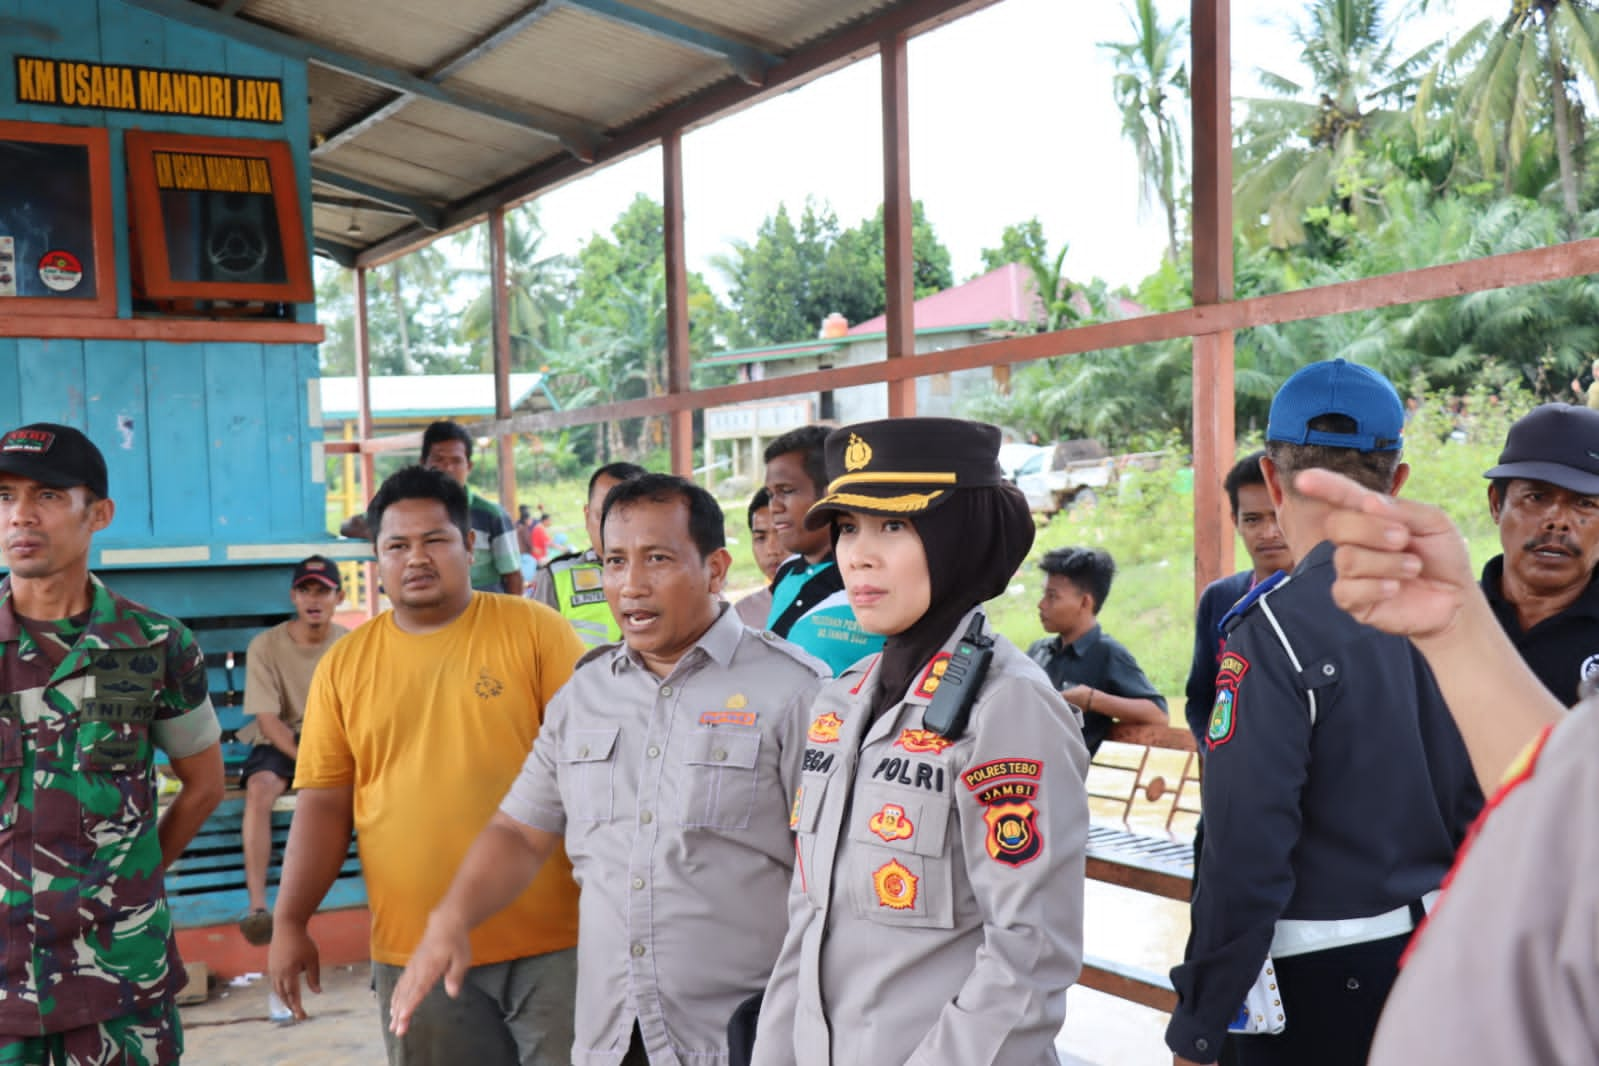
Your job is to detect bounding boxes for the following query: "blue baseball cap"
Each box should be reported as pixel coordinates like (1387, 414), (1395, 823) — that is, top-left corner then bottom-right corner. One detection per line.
(1266, 360), (1404, 453)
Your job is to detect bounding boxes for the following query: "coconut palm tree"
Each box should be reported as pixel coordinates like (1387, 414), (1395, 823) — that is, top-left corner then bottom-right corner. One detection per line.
(1234, 0), (1438, 248)
(1423, 0), (1599, 225)
(455, 205), (570, 372)
(1100, 0), (1189, 264)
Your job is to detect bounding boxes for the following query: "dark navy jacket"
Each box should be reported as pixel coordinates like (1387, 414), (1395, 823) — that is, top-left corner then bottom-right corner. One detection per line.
(1183, 569), (1255, 747)
(1481, 554), (1599, 709)
(1165, 541), (1484, 1062)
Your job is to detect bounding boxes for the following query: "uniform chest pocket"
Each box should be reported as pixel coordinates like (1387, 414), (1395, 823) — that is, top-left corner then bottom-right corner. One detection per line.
(846, 783), (956, 929)
(559, 728), (620, 823)
(0, 713), (22, 831)
(78, 701), (156, 774)
(678, 728), (761, 830)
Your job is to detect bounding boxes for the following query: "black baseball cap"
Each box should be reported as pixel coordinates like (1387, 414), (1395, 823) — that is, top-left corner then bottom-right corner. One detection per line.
(0, 423), (109, 498)
(1484, 403), (1599, 495)
(291, 555), (342, 590)
(803, 417), (1006, 530)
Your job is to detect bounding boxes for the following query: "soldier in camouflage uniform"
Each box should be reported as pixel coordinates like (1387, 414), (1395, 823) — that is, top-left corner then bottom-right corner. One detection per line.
(0, 423), (224, 1066)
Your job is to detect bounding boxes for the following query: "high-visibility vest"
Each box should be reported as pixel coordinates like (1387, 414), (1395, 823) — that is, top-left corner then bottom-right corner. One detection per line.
(548, 554), (621, 647)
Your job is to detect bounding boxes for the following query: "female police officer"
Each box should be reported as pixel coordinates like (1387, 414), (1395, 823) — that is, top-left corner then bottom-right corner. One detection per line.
(751, 417), (1091, 1066)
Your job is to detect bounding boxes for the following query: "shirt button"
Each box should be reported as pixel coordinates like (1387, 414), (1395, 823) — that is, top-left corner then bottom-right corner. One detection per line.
(1196, 1039), (1209, 1053)
(712, 748), (728, 762)
(661, 685), (673, 697)
(640, 810), (653, 825)
(577, 745), (590, 758)
(647, 745), (661, 758)
(631, 943), (646, 957)
(632, 877), (645, 890)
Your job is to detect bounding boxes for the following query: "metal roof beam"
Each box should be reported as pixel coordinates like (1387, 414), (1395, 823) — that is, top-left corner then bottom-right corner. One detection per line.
(314, 238), (360, 268)
(312, 194), (417, 219)
(312, 167), (445, 230)
(559, 0), (777, 85)
(314, 0), (567, 158)
(216, 0), (249, 16)
(125, 0), (601, 159)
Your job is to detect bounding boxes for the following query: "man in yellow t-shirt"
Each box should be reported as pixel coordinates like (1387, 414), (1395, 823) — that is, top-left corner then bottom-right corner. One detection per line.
(268, 466), (585, 1066)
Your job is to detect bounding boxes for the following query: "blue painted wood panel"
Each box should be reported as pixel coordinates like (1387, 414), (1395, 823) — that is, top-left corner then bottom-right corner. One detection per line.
(203, 342), (269, 540)
(263, 346), (307, 535)
(86, 340), (152, 539)
(143, 342), (212, 542)
(0, 341), (22, 434)
(16, 339), (87, 425)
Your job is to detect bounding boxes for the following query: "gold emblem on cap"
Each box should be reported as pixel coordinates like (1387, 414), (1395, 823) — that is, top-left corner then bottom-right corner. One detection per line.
(844, 433), (873, 471)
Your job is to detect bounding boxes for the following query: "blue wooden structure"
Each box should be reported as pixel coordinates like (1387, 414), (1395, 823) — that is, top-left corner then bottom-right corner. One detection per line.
(1, 0), (367, 928)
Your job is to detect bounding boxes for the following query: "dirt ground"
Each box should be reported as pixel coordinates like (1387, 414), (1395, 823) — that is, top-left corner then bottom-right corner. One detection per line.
(179, 879), (1179, 1064)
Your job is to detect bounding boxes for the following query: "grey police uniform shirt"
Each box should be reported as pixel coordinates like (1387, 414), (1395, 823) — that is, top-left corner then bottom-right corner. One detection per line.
(751, 607), (1091, 1066)
(1368, 705), (1599, 1066)
(1167, 540), (1483, 1062)
(498, 604), (826, 1066)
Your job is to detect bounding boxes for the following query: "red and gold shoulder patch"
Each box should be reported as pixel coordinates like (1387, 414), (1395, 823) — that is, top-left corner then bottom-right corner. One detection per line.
(915, 653), (952, 698)
(962, 758), (1043, 791)
(873, 858), (918, 909)
(867, 802), (915, 842)
(789, 786), (803, 829)
(983, 801), (1043, 867)
(1207, 652), (1250, 750)
(896, 728), (953, 754)
(807, 712), (843, 744)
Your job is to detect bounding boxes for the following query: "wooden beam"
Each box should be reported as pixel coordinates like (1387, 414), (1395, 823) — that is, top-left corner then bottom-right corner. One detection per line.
(1190, 0), (1235, 597)
(354, 266), (379, 617)
(882, 32), (916, 419)
(430, 238), (1599, 439)
(0, 319), (324, 343)
(563, 0), (778, 84)
(357, 0), (999, 267)
(663, 130), (694, 476)
(1079, 960), (1180, 1013)
(489, 208), (518, 514)
(311, 168), (445, 231)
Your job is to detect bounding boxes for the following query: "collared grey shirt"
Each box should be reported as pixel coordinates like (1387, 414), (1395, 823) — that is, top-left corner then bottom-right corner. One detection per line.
(500, 605), (826, 1066)
(752, 607), (1091, 1066)
(1368, 704), (1599, 1065)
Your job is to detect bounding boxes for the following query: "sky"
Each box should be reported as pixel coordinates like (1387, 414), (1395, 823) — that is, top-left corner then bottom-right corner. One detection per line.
(483, 0), (1506, 299)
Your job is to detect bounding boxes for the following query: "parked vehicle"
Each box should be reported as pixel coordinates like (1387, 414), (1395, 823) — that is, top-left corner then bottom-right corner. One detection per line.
(998, 442), (1048, 483)
(1015, 439), (1114, 516)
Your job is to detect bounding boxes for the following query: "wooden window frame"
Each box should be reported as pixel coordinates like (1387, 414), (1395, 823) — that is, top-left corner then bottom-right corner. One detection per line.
(0, 120), (117, 319)
(125, 130), (313, 304)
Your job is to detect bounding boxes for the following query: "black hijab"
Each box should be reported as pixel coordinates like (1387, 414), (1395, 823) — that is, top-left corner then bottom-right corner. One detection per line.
(863, 482), (1035, 718)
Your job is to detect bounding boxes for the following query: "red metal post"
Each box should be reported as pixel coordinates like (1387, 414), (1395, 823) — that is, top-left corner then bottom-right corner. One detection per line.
(1190, 0), (1235, 597)
(354, 265), (379, 618)
(881, 33), (916, 419)
(489, 207), (518, 512)
(663, 129), (694, 475)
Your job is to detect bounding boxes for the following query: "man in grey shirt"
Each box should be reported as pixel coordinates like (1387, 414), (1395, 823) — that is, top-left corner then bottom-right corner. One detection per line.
(387, 473), (826, 1066)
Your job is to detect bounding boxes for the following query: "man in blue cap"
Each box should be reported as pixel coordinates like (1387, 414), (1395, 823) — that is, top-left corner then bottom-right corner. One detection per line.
(1480, 403), (1599, 707)
(1165, 361), (1483, 1066)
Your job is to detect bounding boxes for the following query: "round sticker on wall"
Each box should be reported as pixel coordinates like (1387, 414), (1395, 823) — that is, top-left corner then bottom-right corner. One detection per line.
(38, 250), (84, 292)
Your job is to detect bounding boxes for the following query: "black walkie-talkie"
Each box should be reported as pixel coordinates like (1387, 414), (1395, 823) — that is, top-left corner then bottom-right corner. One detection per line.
(923, 613), (995, 741)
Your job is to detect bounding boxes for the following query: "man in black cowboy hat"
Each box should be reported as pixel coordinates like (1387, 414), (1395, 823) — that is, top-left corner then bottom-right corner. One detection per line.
(1480, 403), (1599, 707)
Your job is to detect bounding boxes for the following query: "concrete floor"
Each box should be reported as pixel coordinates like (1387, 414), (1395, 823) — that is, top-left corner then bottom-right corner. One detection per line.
(181, 876), (1184, 1065)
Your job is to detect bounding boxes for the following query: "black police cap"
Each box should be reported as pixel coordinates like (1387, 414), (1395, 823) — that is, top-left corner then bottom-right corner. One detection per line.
(803, 417), (1005, 530)
(0, 422), (109, 499)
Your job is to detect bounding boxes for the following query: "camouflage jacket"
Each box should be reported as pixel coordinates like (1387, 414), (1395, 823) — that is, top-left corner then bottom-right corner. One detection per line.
(0, 575), (213, 1035)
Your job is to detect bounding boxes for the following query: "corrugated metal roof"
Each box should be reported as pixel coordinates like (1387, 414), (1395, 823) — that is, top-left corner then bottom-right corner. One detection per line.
(145, 0), (992, 267)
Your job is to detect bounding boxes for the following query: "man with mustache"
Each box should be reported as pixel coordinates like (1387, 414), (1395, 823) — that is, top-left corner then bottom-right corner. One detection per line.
(1480, 404), (1599, 708)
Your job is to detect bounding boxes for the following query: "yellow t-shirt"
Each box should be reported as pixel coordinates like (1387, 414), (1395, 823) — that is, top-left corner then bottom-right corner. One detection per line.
(296, 592), (585, 966)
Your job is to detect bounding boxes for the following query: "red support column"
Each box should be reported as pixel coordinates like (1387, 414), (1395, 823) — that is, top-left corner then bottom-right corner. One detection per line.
(1191, 0), (1235, 597)
(489, 207), (518, 512)
(663, 129), (694, 475)
(881, 33), (916, 419)
(354, 265), (379, 618)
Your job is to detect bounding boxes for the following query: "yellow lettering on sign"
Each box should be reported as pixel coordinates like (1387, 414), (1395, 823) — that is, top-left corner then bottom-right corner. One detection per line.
(246, 158), (272, 194)
(16, 57), (58, 103)
(15, 57), (281, 122)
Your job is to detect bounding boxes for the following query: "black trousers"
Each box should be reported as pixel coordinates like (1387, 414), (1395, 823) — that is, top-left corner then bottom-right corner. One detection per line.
(1232, 930), (1411, 1066)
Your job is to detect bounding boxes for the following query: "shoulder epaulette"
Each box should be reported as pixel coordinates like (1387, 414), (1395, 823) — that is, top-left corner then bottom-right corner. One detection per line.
(545, 550), (585, 570)
(574, 641), (622, 671)
(747, 628), (830, 678)
(1218, 570), (1289, 637)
